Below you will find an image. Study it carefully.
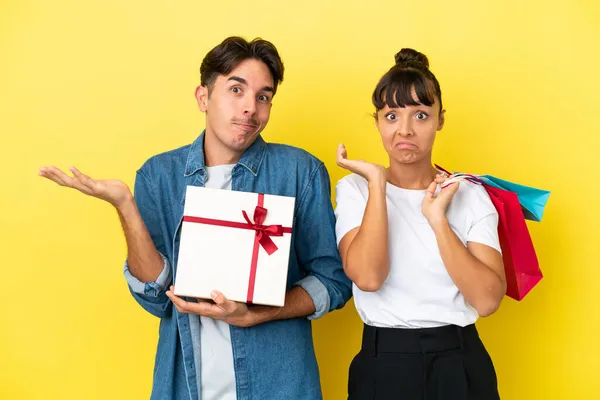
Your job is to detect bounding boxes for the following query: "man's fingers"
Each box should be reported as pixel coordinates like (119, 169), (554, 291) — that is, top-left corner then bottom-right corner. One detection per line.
(40, 166), (92, 193)
(167, 286), (231, 318)
(211, 290), (225, 304)
(211, 290), (237, 313)
(165, 288), (191, 313)
(166, 290), (207, 315)
(39, 166), (70, 186)
(69, 167), (96, 190)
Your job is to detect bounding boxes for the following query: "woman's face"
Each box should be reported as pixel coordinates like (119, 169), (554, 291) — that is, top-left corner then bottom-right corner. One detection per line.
(376, 91), (445, 166)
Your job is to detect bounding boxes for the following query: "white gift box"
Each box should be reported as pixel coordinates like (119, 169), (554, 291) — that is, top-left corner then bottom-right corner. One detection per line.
(173, 186), (295, 307)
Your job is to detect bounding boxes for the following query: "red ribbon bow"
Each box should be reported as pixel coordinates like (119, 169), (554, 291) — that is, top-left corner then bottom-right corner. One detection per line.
(242, 206), (284, 256)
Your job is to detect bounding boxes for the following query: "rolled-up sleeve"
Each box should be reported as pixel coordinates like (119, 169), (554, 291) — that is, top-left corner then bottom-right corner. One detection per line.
(292, 163), (353, 320)
(124, 251), (172, 297)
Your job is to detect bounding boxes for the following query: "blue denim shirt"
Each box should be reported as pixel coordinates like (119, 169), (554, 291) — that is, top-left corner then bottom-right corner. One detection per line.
(123, 132), (352, 400)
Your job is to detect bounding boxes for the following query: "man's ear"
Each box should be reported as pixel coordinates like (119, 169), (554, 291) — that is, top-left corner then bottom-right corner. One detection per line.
(195, 85), (208, 112)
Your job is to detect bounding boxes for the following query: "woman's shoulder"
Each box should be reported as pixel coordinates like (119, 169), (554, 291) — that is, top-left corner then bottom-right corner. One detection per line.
(452, 180), (497, 216)
(335, 173), (370, 203)
(337, 173), (369, 190)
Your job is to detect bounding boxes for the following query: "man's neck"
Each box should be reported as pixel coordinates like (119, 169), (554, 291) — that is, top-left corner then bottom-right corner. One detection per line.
(203, 130), (243, 167)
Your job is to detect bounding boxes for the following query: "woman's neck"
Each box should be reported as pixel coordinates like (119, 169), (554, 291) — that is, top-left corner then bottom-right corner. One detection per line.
(387, 159), (439, 190)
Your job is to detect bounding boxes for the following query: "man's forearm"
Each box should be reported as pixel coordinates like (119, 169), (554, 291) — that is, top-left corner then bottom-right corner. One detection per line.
(117, 197), (164, 283)
(247, 286), (316, 326)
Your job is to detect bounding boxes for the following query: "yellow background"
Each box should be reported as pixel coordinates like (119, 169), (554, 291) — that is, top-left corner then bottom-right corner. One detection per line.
(2, 0), (598, 399)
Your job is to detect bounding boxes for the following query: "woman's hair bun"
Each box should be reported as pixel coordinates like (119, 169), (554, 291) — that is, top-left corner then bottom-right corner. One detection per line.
(394, 48), (429, 69)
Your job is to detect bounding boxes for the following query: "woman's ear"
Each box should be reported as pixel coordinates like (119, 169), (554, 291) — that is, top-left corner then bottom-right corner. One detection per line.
(438, 109), (446, 131)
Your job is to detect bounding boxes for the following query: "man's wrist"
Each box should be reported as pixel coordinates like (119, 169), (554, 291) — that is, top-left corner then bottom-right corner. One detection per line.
(245, 305), (279, 327)
(116, 195), (136, 216)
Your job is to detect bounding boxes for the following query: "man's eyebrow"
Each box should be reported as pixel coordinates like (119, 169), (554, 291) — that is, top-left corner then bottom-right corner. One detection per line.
(227, 76), (274, 93)
(227, 76), (247, 85)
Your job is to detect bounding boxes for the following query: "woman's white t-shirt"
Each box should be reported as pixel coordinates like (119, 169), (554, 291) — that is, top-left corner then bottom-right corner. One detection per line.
(334, 174), (501, 328)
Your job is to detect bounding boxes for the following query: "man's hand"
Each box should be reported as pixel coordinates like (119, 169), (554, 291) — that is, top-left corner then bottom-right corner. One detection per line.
(165, 286), (276, 328)
(39, 166), (132, 209)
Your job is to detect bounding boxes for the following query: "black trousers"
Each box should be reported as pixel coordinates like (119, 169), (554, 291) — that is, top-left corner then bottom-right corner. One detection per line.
(348, 324), (500, 400)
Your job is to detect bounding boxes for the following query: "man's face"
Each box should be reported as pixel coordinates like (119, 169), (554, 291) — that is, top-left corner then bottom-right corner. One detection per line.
(196, 58), (274, 155)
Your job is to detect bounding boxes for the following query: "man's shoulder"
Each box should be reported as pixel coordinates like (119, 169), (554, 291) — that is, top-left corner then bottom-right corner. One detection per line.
(136, 144), (190, 177)
(264, 142), (323, 169)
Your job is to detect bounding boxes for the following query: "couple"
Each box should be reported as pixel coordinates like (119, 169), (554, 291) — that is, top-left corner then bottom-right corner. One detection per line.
(39, 37), (505, 400)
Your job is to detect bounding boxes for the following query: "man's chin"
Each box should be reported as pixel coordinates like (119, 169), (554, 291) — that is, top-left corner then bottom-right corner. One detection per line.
(229, 134), (259, 151)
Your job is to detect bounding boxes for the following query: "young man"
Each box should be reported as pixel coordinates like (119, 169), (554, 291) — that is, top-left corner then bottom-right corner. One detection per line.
(39, 37), (352, 400)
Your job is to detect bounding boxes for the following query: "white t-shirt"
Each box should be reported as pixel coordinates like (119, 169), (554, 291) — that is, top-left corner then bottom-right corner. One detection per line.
(334, 173), (501, 329)
(189, 164), (237, 400)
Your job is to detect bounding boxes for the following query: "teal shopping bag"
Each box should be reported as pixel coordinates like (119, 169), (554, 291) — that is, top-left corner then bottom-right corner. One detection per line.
(477, 175), (550, 222)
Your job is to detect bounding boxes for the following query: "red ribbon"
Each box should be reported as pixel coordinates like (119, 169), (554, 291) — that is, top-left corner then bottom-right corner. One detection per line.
(182, 193), (292, 303)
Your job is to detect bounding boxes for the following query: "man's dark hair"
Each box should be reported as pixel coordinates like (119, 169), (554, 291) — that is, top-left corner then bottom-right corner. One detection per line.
(200, 36), (284, 95)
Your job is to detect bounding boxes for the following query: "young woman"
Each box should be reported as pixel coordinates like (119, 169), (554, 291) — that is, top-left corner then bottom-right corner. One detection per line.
(335, 48), (505, 399)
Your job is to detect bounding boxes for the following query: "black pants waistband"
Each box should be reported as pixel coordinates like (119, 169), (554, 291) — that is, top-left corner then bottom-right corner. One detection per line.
(361, 323), (479, 355)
